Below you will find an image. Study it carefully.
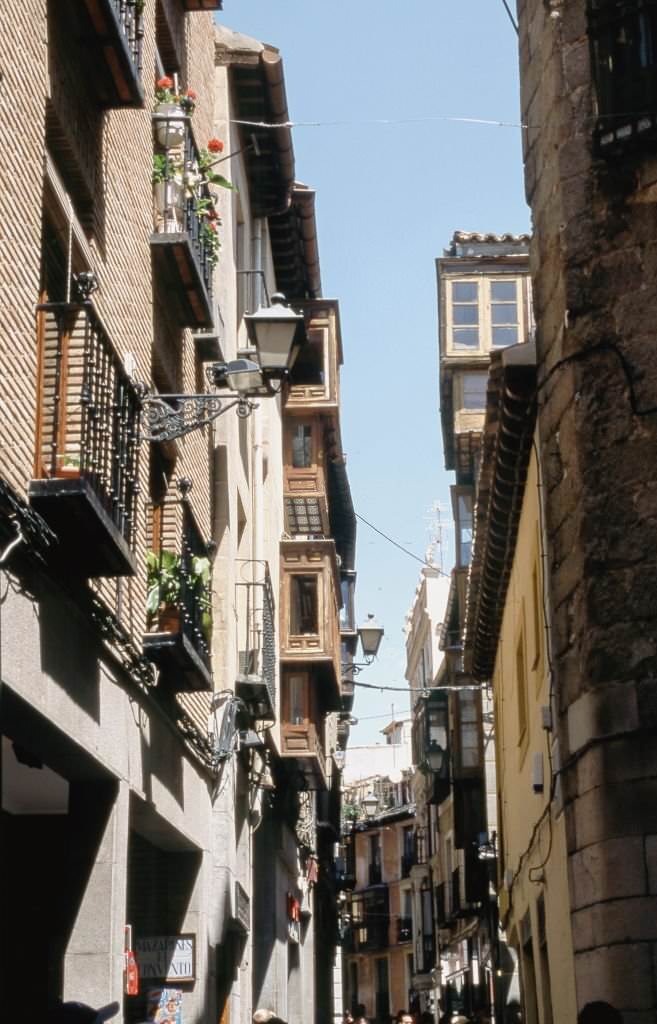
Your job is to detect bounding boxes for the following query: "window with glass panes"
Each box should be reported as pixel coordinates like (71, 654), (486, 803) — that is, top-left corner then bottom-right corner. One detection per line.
(447, 276), (525, 352)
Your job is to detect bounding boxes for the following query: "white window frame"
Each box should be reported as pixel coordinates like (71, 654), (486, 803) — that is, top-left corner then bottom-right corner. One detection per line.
(445, 275), (527, 354)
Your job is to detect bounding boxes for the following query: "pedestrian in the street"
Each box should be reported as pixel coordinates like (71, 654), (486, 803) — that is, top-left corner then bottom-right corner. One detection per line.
(354, 1003), (369, 1024)
(396, 1009), (414, 1024)
(50, 1002), (119, 1024)
(578, 1003), (623, 1024)
(343, 1010), (354, 1024)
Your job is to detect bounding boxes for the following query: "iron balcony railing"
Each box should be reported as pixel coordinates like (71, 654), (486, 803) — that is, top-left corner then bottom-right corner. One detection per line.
(235, 560), (276, 711)
(589, 0), (657, 152)
(451, 867), (461, 916)
(149, 510), (212, 668)
(110, 0), (144, 76)
(153, 116), (214, 301)
(34, 302), (141, 546)
(397, 917), (413, 943)
(414, 826), (429, 866)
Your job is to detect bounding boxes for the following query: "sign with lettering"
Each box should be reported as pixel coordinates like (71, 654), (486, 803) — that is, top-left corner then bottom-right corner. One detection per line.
(136, 935), (196, 982)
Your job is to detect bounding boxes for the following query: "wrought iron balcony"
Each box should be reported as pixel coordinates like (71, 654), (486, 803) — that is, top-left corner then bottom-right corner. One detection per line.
(235, 561), (276, 722)
(143, 509), (213, 691)
(151, 118), (214, 328)
(589, 0), (657, 155)
(397, 917), (413, 943)
(30, 302), (141, 577)
(80, 0), (144, 107)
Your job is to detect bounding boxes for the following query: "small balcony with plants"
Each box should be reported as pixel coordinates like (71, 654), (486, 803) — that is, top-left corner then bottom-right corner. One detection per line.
(143, 509), (213, 691)
(30, 285), (141, 577)
(77, 0), (145, 107)
(151, 78), (234, 328)
(235, 560), (276, 723)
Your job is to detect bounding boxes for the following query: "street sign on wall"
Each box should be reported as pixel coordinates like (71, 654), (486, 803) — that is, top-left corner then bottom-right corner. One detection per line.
(135, 935), (196, 982)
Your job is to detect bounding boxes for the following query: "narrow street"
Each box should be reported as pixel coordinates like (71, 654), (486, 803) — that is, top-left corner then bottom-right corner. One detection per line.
(0, 4), (656, 1024)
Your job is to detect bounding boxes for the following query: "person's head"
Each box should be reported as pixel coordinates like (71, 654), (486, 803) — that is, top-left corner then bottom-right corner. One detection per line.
(50, 1002), (119, 1024)
(253, 1011), (285, 1024)
(578, 1003), (623, 1024)
(420, 1013), (434, 1024)
(355, 1005), (367, 1020)
(344, 1012), (354, 1023)
(397, 1011), (414, 1024)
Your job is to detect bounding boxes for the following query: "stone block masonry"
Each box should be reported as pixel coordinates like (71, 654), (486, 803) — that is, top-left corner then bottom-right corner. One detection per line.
(518, 0), (657, 1016)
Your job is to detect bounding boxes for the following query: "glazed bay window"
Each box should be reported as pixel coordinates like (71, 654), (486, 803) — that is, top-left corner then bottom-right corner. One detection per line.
(462, 372), (488, 412)
(290, 575), (319, 635)
(447, 277), (525, 352)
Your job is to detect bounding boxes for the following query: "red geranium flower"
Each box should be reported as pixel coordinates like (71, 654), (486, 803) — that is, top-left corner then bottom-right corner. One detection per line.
(207, 138), (224, 154)
(185, 89), (197, 101)
(157, 76), (173, 89)
(207, 222), (218, 233)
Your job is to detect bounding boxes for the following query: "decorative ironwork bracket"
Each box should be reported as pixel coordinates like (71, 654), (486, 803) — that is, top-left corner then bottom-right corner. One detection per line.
(140, 393), (256, 442)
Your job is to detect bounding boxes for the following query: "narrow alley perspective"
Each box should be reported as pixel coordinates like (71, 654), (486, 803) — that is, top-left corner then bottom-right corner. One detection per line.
(1, 4), (656, 1024)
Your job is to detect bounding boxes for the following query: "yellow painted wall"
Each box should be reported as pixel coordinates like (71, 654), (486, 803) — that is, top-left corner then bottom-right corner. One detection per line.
(493, 445), (577, 1023)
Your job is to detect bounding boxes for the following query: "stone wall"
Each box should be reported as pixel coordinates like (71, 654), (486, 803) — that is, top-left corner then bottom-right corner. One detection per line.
(517, 0), (657, 1017)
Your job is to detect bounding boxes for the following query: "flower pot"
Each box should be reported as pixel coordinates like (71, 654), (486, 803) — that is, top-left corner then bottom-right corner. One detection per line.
(154, 103), (186, 149)
(157, 605), (181, 634)
(154, 179), (185, 233)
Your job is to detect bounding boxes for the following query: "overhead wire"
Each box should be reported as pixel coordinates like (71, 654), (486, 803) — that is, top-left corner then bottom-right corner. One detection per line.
(354, 511), (450, 576)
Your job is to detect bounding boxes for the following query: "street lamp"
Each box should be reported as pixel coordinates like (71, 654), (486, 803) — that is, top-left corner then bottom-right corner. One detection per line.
(244, 292), (307, 378)
(361, 791), (379, 819)
(342, 614), (385, 676)
(140, 293), (307, 442)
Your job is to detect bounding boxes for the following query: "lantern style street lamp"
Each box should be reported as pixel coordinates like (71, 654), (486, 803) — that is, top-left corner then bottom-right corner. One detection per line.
(361, 791), (379, 819)
(141, 293), (307, 442)
(342, 614), (385, 677)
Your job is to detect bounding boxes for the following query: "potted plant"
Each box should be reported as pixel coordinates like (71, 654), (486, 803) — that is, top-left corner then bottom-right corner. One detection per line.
(153, 153), (186, 231)
(147, 550), (212, 641)
(154, 77), (196, 149)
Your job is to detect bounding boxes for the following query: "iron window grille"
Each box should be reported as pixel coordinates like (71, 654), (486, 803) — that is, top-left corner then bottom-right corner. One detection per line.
(589, 0), (657, 153)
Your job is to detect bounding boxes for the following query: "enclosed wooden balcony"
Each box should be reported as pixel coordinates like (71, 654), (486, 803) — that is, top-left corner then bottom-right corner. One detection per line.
(80, 0), (144, 107)
(283, 417), (330, 537)
(285, 300), (342, 413)
(281, 668), (328, 789)
(151, 121), (214, 328)
(143, 511), (213, 692)
(30, 302), (141, 577)
(280, 540), (341, 709)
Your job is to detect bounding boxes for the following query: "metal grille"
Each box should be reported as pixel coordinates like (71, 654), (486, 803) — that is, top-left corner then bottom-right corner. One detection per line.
(110, 0), (144, 74)
(284, 496), (323, 535)
(235, 560), (276, 710)
(35, 303), (141, 546)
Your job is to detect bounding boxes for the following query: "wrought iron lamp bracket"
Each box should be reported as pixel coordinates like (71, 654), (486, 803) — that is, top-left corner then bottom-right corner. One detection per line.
(140, 392), (257, 443)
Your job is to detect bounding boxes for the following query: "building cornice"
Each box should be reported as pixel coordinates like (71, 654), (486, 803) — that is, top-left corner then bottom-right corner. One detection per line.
(464, 341), (537, 680)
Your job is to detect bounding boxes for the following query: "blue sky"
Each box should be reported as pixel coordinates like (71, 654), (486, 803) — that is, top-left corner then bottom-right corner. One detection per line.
(218, 2), (531, 742)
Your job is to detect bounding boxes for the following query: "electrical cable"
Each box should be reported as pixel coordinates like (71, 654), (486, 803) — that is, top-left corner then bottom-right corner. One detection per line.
(500, 0), (519, 34)
(354, 511), (451, 576)
(230, 114), (526, 130)
(351, 679), (481, 693)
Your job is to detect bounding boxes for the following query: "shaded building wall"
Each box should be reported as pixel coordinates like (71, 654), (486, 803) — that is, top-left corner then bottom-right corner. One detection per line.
(518, 1), (657, 1016)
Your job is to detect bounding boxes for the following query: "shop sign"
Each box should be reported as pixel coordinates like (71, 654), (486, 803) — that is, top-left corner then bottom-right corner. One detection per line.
(136, 935), (196, 982)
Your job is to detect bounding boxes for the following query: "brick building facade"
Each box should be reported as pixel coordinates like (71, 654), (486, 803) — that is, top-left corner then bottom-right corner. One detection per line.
(0, 8), (354, 1024)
